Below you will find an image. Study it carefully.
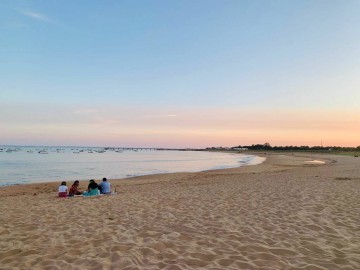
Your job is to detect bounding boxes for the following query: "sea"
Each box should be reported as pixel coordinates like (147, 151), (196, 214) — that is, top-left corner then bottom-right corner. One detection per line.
(0, 146), (265, 186)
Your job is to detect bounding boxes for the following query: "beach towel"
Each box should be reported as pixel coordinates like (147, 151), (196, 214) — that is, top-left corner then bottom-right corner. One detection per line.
(83, 188), (100, 196)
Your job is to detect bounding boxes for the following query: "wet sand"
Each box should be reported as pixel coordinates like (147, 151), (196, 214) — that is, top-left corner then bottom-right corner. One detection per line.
(0, 152), (359, 269)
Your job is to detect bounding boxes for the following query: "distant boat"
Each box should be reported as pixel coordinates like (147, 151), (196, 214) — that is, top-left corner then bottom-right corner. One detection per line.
(115, 150), (122, 153)
(6, 148), (20, 153)
(27, 150), (34, 153)
(95, 150), (106, 153)
(38, 150), (48, 154)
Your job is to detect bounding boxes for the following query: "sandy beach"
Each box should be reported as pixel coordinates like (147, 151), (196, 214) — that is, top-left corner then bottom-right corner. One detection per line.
(0, 152), (359, 270)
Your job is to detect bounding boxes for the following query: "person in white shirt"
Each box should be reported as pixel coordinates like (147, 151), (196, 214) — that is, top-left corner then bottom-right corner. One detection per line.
(58, 181), (68, 197)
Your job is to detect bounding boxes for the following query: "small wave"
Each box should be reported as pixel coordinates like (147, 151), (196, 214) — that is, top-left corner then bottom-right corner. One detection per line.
(0, 179), (30, 187)
(237, 155), (265, 166)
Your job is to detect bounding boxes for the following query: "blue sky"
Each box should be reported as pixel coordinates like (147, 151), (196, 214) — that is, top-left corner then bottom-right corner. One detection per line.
(1, 1), (360, 147)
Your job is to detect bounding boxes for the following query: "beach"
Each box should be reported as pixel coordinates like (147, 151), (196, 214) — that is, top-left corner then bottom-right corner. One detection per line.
(0, 152), (359, 269)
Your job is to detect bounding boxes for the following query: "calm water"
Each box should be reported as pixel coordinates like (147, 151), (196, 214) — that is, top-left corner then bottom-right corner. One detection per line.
(0, 147), (265, 186)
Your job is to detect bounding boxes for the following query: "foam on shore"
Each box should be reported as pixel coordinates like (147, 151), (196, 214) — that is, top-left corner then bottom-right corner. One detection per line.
(304, 159), (326, 165)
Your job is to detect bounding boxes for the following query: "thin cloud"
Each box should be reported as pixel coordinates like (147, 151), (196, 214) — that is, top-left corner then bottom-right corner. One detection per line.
(19, 10), (51, 22)
(74, 109), (98, 115)
(142, 114), (177, 119)
(91, 117), (119, 127)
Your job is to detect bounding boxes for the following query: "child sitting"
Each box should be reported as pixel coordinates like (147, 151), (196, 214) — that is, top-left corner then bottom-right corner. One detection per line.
(58, 181), (68, 197)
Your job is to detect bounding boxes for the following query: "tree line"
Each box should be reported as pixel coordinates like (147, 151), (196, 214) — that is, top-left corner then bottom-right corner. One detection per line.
(233, 143), (360, 151)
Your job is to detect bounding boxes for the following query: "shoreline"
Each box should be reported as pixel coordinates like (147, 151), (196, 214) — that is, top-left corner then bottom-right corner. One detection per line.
(0, 150), (265, 190)
(1, 152), (359, 269)
(0, 151), (327, 197)
(0, 151), (299, 197)
(0, 150), (263, 187)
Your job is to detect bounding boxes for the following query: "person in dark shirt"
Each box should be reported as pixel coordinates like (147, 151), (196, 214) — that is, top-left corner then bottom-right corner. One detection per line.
(83, 179), (100, 196)
(69, 180), (82, 196)
(87, 179), (99, 192)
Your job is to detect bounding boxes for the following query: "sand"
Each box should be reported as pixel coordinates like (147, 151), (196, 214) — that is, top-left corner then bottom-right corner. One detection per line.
(0, 152), (359, 270)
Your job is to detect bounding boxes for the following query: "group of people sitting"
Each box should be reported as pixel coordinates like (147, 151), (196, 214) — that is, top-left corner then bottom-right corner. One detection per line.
(58, 178), (112, 197)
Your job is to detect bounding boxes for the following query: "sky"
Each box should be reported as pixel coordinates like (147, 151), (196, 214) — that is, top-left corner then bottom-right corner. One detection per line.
(1, 0), (360, 148)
